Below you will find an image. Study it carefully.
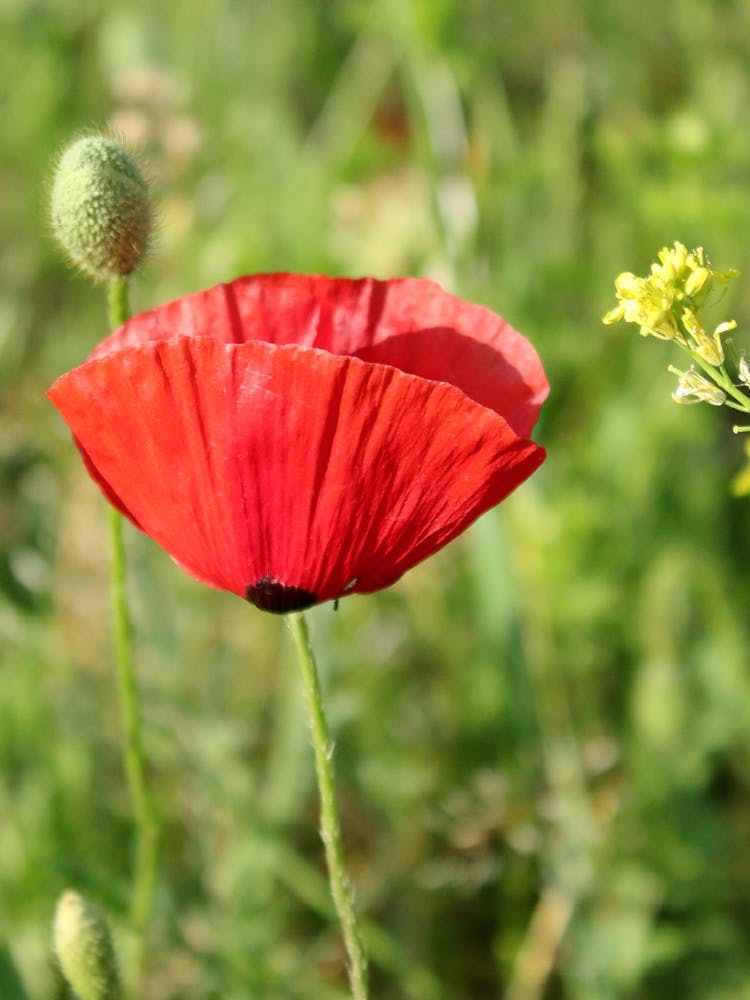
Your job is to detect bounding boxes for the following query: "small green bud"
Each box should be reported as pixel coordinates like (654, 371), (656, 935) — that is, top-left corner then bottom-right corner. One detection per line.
(53, 890), (122, 1000)
(50, 135), (151, 282)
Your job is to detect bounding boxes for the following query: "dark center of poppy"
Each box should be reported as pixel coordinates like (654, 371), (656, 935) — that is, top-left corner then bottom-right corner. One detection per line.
(245, 576), (317, 614)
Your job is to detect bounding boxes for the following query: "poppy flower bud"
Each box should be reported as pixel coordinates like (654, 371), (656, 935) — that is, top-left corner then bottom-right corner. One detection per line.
(53, 890), (122, 1000)
(50, 135), (151, 282)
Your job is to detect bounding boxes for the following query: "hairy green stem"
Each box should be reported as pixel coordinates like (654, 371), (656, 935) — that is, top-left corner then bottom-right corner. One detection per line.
(107, 275), (130, 331)
(287, 612), (369, 1000)
(107, 277), (158, 989)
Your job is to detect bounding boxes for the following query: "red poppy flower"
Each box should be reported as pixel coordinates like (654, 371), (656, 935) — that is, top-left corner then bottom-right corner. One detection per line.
(48, 274), (548, 613)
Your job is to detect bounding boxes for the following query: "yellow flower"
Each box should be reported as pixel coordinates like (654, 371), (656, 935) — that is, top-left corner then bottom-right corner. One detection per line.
(603, 241), (739, 352)
(603, 268), (682, 341)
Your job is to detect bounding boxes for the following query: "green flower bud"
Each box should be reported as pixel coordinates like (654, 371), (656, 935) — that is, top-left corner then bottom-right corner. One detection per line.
(53, 890), (122, 1000)
(50, 135), (151, 282)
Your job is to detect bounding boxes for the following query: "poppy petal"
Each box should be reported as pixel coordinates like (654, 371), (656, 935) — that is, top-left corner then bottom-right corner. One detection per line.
(91, 274), (548, 437)
(49, 335), (544, 608)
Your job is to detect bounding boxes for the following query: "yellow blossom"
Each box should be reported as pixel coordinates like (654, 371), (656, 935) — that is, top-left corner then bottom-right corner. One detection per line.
(603, 241), (739, 353)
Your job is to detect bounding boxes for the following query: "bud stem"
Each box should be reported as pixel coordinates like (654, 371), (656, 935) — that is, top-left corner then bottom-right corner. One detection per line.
(107, 277), (130, 330)
(107, 278), (158, 994)
(286, 612), (369, 1000)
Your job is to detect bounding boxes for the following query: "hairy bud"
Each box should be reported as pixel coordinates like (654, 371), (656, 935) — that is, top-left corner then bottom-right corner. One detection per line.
(53, 890), (122, 1000)
(50, 135), (151, 282)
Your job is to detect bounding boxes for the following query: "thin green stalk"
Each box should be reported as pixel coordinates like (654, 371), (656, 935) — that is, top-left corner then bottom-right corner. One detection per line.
(287, 612), (369, 1000)
(107, 276), (158, 987)
(107, 275), (129, 331)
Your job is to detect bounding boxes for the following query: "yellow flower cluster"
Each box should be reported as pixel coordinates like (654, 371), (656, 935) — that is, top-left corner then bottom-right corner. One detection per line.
(603, 241), (750, 492)
(603, 241), (738, 365)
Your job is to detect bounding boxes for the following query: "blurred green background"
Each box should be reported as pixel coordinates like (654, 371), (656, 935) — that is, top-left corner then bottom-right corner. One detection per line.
(5, 1), (750, 997)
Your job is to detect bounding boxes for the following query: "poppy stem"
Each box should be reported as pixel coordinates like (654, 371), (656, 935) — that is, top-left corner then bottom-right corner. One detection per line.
(107, 276), (158, 992)
(107, 275), (130, 332)
(287, 612), (369, 1000)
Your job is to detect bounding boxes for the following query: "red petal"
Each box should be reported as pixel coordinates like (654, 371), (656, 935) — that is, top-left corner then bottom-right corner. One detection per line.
(92, 274), (548, 437)
(49, 337), (544, 606)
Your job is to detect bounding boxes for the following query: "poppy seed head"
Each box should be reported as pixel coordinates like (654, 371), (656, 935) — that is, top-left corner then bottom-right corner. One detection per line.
(50, 135), (151, 282)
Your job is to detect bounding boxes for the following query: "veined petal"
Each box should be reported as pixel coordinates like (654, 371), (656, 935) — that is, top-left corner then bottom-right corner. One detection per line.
(91, 274), (548, 438)
(49, 336), (544, 610)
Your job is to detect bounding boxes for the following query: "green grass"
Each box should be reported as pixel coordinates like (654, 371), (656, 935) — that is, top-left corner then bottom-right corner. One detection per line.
(5, 1), (750, 997)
